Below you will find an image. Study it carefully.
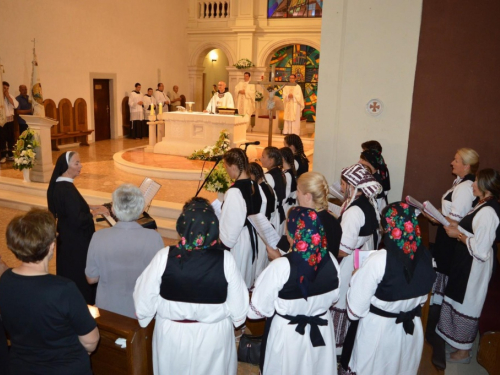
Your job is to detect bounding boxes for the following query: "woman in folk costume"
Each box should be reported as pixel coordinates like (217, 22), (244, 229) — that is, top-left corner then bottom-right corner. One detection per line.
(339, 202), (436, 375)
(331, 163), (382, 355)
(47, 151), (109, 304)
(267, 172), (343, 260)
(248, 207), (341, 375)
(424, 148), (479, 369)
(133, 198), (249, 375)
(280, 147), (298, 216)
(220, 148), (262, 288)
(359, 147), (391, 213)
(436, 169), (500, 363)
(249, 162), (275, 279)
(261, 146), (287, 235)
(282, 74), (305, 135)
(285, 133), (309, 178)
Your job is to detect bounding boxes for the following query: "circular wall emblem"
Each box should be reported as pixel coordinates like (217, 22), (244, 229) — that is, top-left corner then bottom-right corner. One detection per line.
(366, 99), (383, 116)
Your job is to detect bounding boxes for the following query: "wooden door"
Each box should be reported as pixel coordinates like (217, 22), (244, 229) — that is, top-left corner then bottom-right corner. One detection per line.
(93, 79), (111, 141)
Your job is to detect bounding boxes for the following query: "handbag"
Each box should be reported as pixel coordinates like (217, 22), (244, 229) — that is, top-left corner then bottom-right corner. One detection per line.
(237, 333), (262, 365)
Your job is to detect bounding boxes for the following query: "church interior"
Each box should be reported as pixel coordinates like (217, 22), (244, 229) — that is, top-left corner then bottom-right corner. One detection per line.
(1, 0), (499, 374)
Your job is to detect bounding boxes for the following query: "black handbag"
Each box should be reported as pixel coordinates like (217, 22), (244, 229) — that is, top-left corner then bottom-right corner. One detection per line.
(237, 334), (262, 365)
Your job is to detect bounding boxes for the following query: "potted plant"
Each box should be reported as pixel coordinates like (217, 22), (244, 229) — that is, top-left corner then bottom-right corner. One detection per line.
(13, 129), (39, 182)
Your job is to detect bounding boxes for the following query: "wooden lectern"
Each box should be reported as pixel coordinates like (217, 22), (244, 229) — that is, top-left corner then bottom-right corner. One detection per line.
(91, 308), (155, 375)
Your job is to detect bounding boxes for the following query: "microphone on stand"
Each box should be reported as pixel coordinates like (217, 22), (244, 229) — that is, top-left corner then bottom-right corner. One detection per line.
(242, 141), (260, 146)
(207, 155), (224, 162)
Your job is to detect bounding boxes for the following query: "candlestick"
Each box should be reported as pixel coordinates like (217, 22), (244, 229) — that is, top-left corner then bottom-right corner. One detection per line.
(159, 102), (163, 114)
(150, 104), (155, 116)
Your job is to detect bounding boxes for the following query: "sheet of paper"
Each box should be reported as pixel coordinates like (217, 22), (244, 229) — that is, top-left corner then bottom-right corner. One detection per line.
(139, 177), (162, 211)
(248, 213), (280, 248)
(405, 195), (425, 211)
(87, 305), (100, 319)
(329, 181), (344, 201)
(211, 199), (222, 220)
(328, 202), (342, 218)
(423, 201), (450, 226)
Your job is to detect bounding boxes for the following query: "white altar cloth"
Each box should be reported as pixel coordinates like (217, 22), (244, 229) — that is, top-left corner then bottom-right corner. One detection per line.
(153, 112), (249, 156)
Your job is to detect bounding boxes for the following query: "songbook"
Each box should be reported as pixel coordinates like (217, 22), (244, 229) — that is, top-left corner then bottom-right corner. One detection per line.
(211, 199), (222, 220)
(406, 195), (449, 226)
(329, 181), (344, 201)
(354, 249), (377, 269)
(247, 213), (280, 248)
(328, 202), (342, 219)
(139, 177), (162, 212)
(423, 201), (450, 226)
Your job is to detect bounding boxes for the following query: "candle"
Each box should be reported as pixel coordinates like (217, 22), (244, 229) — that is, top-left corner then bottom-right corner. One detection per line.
(271, 65), (276, 82)
(159, 103), (163, 114)
(150, 104), (155, 116)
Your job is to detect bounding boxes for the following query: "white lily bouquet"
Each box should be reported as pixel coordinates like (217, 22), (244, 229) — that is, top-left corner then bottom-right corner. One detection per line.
(13, 129), (39, 171)
(233, 58), (255, 69)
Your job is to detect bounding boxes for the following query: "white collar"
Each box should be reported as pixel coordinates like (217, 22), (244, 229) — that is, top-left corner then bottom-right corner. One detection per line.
(56, 176), (74, 183)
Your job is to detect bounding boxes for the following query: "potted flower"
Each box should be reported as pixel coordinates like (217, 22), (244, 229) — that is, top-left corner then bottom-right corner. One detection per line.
(13, 129), (39, 182)
(233, 58), (255, 70)
(188, 130), (233, 198)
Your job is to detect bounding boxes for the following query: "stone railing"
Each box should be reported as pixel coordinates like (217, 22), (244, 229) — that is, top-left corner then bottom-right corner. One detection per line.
(198, 1), (230, 19)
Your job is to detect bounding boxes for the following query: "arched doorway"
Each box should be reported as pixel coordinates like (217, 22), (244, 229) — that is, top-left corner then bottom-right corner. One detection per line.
(202, 49), (229, 109)
(268, 44), (320, 122)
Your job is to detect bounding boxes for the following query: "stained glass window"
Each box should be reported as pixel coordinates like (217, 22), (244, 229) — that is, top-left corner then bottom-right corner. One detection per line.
(268, 0), (322, 18)
(270, 44), (319, 122)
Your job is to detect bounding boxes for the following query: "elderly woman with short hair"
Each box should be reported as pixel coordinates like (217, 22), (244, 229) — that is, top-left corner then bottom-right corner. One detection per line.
(85, 184), (164, 319)
(0, 209), (99, 375)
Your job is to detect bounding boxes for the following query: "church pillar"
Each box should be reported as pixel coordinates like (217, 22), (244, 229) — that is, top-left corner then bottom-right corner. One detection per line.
(187, 66), (204, 112)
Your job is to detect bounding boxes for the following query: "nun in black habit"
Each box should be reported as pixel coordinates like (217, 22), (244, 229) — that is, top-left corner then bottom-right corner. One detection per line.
(47, 151), (108, 304)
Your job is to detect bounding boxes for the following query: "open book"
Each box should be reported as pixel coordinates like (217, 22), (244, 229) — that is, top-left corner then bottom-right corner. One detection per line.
(211, 199), (222, 220)
(405, 195), (450, 226)
(247, 213), (280, 248)
(328, 202), (342, 219)
(329, 181), (344, 201)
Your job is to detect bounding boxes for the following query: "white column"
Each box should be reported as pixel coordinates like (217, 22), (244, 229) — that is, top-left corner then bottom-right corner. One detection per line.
(20, 115), (58, 183)
(188, 66), (205, 112)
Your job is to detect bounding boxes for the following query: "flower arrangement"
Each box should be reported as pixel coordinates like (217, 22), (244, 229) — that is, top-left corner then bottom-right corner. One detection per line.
(233, 58), (254, 69)
(255, 91), (263, 102)
(188, 129), (230, 161)
(13, 129), (39, 171)
(188, 130), (233, 193)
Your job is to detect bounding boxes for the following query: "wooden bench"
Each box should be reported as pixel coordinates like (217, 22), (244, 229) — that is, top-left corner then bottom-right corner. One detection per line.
(51, 130), (94, 151)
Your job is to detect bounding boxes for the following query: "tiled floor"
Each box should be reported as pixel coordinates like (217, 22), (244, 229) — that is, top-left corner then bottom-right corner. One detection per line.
(0, 138), (488, 375)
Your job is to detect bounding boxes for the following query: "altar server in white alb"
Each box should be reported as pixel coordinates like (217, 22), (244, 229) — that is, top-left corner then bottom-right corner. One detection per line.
(339, 202), (436, 375)
(205, 81), (234, 113)
(154, 83), (170, 114)
(128, 83), (143, 139)
(437, 169), (500, 364)
(331, 163), (381, 355)
(249, 207), (341, 375)
(282, 74), (305, 135)
(134, 198), (249, 375)
(234, 72), (255, 120)
(220, 148), (262, 288)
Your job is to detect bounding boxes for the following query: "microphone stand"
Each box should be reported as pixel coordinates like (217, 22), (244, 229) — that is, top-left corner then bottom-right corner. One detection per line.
(195, 158), (222, 197)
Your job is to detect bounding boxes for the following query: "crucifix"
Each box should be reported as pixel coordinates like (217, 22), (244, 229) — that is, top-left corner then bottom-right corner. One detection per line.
(250, 64), (296, 146)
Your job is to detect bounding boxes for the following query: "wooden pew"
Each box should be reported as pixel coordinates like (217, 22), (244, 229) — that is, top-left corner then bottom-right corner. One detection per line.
(91, 308), (154, 375)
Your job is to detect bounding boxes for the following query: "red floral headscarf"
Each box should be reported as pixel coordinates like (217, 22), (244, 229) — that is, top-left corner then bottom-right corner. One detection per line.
(383, 202), (423, 282)
(287, 207), (328, 299)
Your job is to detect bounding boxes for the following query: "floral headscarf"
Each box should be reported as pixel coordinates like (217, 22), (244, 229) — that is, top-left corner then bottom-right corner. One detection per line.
(383, 202), (423, 283)
(287, 207), (328, 299)
(171, 198), (219, 267)
(361, 149), (391, 192)
(341, 163), (382, 219)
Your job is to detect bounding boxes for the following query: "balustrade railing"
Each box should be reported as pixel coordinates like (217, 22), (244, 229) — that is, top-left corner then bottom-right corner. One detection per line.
(198, 1), (230, 19)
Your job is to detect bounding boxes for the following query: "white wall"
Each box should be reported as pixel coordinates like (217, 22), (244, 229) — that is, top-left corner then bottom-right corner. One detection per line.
(0, 0), (189, 140)
(314, 0), (423, 201)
